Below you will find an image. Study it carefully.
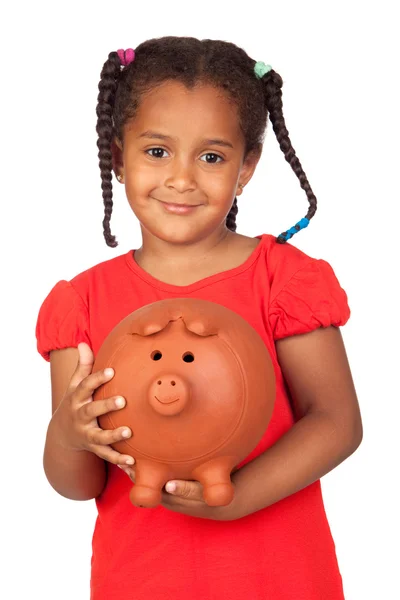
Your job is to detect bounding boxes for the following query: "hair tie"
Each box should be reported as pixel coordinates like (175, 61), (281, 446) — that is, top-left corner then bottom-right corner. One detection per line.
(278, 217), (310, 242)
(117, 48), (135, 67)
(254, 61), (272, 79)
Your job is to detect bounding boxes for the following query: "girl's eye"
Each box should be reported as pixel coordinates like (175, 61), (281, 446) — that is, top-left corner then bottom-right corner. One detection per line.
(146, 148), (168, 159)
(200, 153), (223, 164)
(145, 148), (223, 164)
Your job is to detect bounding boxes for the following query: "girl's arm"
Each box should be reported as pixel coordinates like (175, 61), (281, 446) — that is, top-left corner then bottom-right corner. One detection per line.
(223, 325), (362, 520)
(43, 348), (106, 500)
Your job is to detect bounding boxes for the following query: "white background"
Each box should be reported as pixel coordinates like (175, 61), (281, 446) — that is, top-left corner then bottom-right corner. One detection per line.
(2, 1), (399, 598)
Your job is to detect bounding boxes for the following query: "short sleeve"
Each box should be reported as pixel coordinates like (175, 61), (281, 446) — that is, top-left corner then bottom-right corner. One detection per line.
(35, 280), (91, 361)
(269, 259), (350, 340)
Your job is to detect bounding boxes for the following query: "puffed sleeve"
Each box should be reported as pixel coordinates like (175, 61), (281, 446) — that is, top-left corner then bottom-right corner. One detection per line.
(269, 259), (350, 340)
(35, 280), (91, 361)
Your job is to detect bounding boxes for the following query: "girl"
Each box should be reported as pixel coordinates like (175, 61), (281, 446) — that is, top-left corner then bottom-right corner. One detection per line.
(36, 36), (362, 599)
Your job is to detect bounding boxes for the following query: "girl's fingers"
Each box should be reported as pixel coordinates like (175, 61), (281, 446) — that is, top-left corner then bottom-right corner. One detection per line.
(87, 425), (132, 447)
(81, 395), (126, 420)
(91, 445), (135, 466)
(73, 368), (115, 404)
(69, 343), (95, 389)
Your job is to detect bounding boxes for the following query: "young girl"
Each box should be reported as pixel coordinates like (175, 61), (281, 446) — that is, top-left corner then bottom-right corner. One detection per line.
(36, 36), (362, 599)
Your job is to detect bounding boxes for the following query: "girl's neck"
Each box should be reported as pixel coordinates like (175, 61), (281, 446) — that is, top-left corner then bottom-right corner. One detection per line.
(133, 228), (259, 287)
(137, 227), (230, 263)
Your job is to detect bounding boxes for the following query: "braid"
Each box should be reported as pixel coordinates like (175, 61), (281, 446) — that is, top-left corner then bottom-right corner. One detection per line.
(226, 197), (238, 232)
(95, 52), (121, 247)
(260, 69), (317, 243)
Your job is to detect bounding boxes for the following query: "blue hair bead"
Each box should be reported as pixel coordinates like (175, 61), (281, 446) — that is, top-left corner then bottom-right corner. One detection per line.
(297, 217), (310, 230)
(280, 217), (310, 241)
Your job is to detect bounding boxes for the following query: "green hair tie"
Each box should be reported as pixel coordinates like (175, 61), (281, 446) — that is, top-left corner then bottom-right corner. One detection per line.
(254, 61), (272, 79)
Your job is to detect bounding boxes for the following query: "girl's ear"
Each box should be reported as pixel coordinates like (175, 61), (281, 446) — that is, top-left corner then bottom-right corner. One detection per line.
(111, 137), (124, 180)
(238, 144), (263, 193)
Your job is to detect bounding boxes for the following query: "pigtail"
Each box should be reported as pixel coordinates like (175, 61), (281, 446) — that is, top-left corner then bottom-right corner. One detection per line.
(226, 197), (238, 232)
(96, 52), (122, 248)
(260, 69), (317, 243)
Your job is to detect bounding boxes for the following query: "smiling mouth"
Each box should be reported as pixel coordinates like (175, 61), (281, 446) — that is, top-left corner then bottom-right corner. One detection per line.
(154, 396), (180, 405)
(162, 202), (200, 209)
(152, 196), (201, 208)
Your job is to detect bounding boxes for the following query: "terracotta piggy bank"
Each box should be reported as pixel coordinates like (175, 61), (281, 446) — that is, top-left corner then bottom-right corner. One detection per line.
(93, 298), (275, 508)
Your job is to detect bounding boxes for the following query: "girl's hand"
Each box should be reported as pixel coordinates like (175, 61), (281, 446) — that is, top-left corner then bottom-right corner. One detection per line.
(163, 479), (204, 505)
(52, 342), (135, 467)
(119, 467), (228, 519)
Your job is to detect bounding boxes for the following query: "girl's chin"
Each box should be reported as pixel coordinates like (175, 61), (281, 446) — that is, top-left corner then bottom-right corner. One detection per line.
(153, 228), (202, 244)
(143, 222), (218, 245)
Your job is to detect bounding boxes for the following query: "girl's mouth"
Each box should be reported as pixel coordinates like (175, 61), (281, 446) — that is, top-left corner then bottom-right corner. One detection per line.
(153, 196), (201, 214)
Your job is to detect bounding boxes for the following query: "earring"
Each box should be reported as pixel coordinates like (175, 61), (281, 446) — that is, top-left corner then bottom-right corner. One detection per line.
(117, 174), (123, 182)
(238, 183), (244, 192)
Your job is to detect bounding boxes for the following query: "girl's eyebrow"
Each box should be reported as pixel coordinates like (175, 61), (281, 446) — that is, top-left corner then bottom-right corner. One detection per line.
(138, 130), (234, 149)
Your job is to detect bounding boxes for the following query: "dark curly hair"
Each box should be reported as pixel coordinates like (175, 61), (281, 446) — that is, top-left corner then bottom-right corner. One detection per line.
(96, 36), (317, 247)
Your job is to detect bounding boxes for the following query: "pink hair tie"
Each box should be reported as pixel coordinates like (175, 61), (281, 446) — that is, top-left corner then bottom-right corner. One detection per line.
(117, 48), (135, 67)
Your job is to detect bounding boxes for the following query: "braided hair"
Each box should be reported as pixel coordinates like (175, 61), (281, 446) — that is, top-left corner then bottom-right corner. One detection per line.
(96, 36), (317, 247)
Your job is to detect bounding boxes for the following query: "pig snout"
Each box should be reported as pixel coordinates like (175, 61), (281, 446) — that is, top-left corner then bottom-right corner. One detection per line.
(148, 374), (190, 416)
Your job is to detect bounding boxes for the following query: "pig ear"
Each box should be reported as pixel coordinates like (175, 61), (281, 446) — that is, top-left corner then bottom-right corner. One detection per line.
(181, 307), (220, 337)
(183, 318), (219, 336)
(129, 302), (182, 337)
(128, 299), (221, 337)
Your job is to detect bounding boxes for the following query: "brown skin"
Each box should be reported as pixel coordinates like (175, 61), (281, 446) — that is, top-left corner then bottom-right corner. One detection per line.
(44, 343), (134, 500)
(112, 81), (262, 284)
(45, 80), (362, 514)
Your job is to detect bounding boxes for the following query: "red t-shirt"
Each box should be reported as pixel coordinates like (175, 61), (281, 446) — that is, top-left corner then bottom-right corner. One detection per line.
(36, 234), (350, 599)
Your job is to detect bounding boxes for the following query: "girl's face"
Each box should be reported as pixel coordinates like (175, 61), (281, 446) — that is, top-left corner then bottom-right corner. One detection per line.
(113, 80), (261, 245)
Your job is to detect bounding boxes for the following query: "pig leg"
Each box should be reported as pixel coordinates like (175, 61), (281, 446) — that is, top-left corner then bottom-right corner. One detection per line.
(129, 460), (170, 509)
(192, 457), (236, 507)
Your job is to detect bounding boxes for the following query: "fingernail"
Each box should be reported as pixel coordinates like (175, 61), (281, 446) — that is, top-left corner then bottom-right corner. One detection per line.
(125, 457), (135, 465)
(165, 482), (176, 493)
(121, 428), (131, 437)
(115, 397), (125, 408)
(104, 368), (114, 377)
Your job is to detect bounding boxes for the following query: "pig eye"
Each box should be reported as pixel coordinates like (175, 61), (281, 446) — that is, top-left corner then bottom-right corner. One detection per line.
(182, 352), (194, 363)
(151, 351), (162, 361)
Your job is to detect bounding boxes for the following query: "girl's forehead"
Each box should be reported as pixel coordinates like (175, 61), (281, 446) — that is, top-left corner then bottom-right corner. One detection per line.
(125, 80), (242, 142)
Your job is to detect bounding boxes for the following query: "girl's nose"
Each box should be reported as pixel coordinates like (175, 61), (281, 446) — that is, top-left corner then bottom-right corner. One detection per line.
(165, 158), (197, 193)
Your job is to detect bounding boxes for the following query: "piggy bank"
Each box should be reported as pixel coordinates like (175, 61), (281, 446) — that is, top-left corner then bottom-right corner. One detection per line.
(93, 298), (275, 508)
